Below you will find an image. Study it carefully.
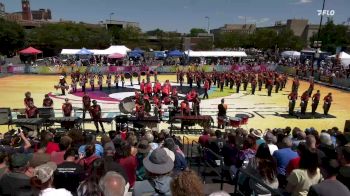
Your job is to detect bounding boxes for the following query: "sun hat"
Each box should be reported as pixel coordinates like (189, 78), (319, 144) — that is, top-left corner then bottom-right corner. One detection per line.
(137, 140), (151, 154)
(320, 132), (333, 146)
(251, 129), (263, 138)
(143, 148), (174, 174)
(34, 162), (57, 183)
(163, 147), (175, 162)
(264, 132), (276, 143)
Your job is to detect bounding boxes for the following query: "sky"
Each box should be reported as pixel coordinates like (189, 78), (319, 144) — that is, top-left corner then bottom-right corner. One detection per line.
(1, 0), (350, 33)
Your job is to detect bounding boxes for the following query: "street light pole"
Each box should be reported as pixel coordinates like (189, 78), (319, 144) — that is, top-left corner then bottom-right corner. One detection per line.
(109, 12), (114, 30)
(205, 16), (210, 34)
(317, 0), (326, 42)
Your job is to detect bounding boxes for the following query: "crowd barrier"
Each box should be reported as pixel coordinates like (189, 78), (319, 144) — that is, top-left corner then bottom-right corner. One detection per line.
(1, 64), (277, 75)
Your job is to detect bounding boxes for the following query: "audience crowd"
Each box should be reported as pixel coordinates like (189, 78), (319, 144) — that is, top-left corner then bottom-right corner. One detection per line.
(0, 124), (349, 196)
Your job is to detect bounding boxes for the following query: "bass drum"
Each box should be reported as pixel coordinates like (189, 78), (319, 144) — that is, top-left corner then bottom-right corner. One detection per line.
(144, 99), (151, 113)
(141, 71), (146, 76)
(119, 97), (135, 114)
(124, 72), (132, 79)
(132, 72), (139, 77)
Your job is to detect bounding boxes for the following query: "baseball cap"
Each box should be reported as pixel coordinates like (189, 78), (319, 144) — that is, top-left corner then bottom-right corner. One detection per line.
(10, 153), (33, 168)
(34, 162), (57, 183)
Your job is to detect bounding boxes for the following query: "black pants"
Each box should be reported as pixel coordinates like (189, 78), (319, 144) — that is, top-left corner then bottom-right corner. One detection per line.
(82, 85), (85, 92)
(189, 80), (193, 88)
(61, 88), (66, 95)
(99, 85), (102, 91)
(220, 83), (224, 92)
(289, 101), (296, 115)
(203, 89), (209, 99)
(308, 88), (313, 97)
(236, 84), (240, 93)
(243, 83), (248, 91)
(301, 101), (308, 115)
(324, 103), (331, 115)
(275, 84), (280, 93)
(94, 119), (105, 133)
(267, 85), (272, 96)
(230, 82), (234, 89)
(258, 83), (262, 91)
(251, 86), (256, 95)
(122, 81), (124, 88)
(312, 101), (319, 114)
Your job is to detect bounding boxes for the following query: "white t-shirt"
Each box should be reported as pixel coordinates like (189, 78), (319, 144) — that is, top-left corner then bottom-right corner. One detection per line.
(267, 144), (278, 155)
(40, 188), (72, 196)
(287, 168), (323, 196)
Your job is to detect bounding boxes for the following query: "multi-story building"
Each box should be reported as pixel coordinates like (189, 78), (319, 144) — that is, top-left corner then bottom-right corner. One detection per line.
(21, 0), (32, 20)
(105, 19), (140, 29)
(211, 24), (256, 35)
(32, 9), (51, 20)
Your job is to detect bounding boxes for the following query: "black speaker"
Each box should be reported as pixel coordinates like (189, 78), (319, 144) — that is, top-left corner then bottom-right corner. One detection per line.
(0, 108), (11, 125)
(38, 107), (54, 119)
(345, 120), (350, 132)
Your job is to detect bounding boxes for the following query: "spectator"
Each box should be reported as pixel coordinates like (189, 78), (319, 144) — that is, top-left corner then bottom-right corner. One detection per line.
(54, 148), (84, 195)
(99, 171), (126, 196)
(273, 137), (298, 187)
(103, 144), (128, 183)
(101, 134), (115, 152)
(136, 140), (151, 181)
(163, 138), (187, 173)
(209, 191), (230, 196)
(50, 136), (72, 165)
(78, 134), (104, 157)
(78, 143), (100, 177)
(308, 159), (350, 196)
(43, 131), (60, 154)
(208, 130), (226, 154)
(77, 159), (105, 196)
(286, 148), (322, 196)
(337, 144), (350, 189)
(238, 135), (257, 167)
(171, 170), (204, 196)
(264, 131), (278, 155)
(143, 131), (158, 151)
(133, 148), (174, 196)
(0, 153), (34, 196)
(251, 129), (265, 146)
(222, 132), (239, 167)
(115, 140), (137, 187)
(244, 143), (279, 195)
(305, 135), (325, 160)
(286, 143), (308, 176)
(0, 152), (8, 179)
(30, 162), (72, 196)
(198, 129), (210, 147)
(318, 132), (336, 159)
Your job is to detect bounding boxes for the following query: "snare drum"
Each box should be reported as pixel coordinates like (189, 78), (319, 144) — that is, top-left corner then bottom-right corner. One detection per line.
(229, 117), (241, 127)
(217, 116), (226, 125)
(236, 114), (249, 125)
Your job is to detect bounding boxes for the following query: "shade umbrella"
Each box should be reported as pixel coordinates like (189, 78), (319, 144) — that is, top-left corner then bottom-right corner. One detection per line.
(77, 48), (93, 55)
(132, 48), (144, 54)
(19, 47), (42, 55)
(108, 53), (125, 59)
(128, 52), (142, 58)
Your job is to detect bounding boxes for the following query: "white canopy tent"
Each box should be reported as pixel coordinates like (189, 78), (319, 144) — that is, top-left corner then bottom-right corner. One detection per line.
(60, 45), (131, 55)
(281, 51), (301, 58)
(328, 51), (350, 69)
(185, 50), (247, 57)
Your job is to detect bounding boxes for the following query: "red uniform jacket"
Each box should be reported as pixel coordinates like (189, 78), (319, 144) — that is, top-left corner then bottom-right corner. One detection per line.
(90, 105), (102, 119)
(62, 103), (73, 116)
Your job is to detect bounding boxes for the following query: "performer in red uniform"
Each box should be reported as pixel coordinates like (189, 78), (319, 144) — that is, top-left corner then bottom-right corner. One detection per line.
(98, 74), (103, 91)
(90, 100), (105, 133)
(311, 90), (321, 115)
(80, 75), (87, 93)
(24, 91), (33, 109)
(114, 73), (119, 89)
(323, 93), (333, 115)
(153, 80), (162, 95)
(180, 99), (190, 116)
(82, 92), (91, 119)
(106, 73), (112, 90)
(71, 78), (78, 93)
(145, 82), (152, 97)
(308, 78), (314, 97)
(140, 79), (145, 94)
(292, 76), (300, 93)
(300, 90), (309, 115)
(89, 75), (95, 91)
(62, 98), (73, 117)
(171, 88), (179, 108)
(251, 77), (257, 95)
(266, 77), (273, 96)
(203, 79), (209, 99)
(58, 76), (68, 95)
(288, 91), (298, 116)
(25, 100), (39, 118)
(42, 94), (54, 108)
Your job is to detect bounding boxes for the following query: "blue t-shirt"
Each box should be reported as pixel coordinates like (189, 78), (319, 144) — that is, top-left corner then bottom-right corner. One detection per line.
(256, 138), (265, 146)
(273, 148), (298, 176)
(78, 144), (104, 157)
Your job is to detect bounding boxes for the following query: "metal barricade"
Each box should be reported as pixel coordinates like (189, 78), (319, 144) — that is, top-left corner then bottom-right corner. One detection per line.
(202, 147), (225, 190)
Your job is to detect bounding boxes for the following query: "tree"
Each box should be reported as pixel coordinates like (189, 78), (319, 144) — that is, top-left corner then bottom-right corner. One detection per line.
(0, 18), (25, 57)
(111, 26), (144, 48)
(310, 20), (350, 53)
(276, 29), (305, 50)
(252, 29), (278, 50)
(189, 28), (207, 37)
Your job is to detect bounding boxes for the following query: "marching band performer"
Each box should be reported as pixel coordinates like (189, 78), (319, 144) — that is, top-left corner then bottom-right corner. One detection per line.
(217, 98), (227, 129)
(71, 78), (77, 93)
(292, 76), (300, 93)
(323, 92), (333, 115)
(58, 75), (68, 95)
(275, 77), (281, 93)
(121, 73), (125, 88)
(89, 74), (95, 91)
(251, 77), (257, 95)
(137, 71), (141, 85)
(145, 81), (152, 97)
(266, 77), (273, 96)
(24, 91), (34, 109)
(114, 72), (119, 89)
(308, 78), (314, 97)
(180, 99), (190, 116)
(179, 71), (184, 87)
(288, 91), (298, 116)
(98, 74), (103, 91)
(42, 94), (54, 108)
(235, 75), (241, 93)
(258, 74), (263, 91)
(311, 90), (321, 115)
(80, 75), (87, 93)
(300, 90), (309, 115)
(82, 92), (91, 119)
(62, 98), (73, 117)
(171, 88), (179, 108)
(25, 100), (39, 119)
(106, 73), (112, 90)
(153, 80), (162, 95)
(90, 100), (105, 133)
(140, 79), (145, 94)
(203, 79), (210, 99)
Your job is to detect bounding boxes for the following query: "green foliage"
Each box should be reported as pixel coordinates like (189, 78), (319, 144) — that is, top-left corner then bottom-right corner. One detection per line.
(189, 28), (207, 37)
(110, 26), (144, 48)
(0, 18), (25, 57)
(276, 29), (304, 50)
(27, 22), (111, 56)
(310, 20), (350, 53)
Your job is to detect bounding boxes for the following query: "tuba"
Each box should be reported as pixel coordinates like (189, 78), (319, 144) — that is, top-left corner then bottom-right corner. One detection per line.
(141, 71), (146, 76)
(124, 72), (132, 79)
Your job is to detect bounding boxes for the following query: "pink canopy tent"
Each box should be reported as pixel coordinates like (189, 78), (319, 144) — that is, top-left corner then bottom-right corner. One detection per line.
(19, 47), (43, 55)
(108, 53), (125, 59)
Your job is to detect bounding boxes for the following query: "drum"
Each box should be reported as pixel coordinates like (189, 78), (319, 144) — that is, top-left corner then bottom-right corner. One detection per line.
(235, 114), (249, 125)
(217, 116), (226, 126)
(125, 73), (132, 79)
(54, 85), (60, 90)
(132, 72), (139, 77)
(141, 72), (146, 76)
(229, 117), (241, 127)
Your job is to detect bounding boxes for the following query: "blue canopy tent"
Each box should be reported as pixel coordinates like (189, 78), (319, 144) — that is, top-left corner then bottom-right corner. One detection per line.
(77, 48), (93, 55)
(132, 48), (144, 55)
(154, 51), (166, 59)
(128, 51), (142, 58)
(167, 50), (183, 57)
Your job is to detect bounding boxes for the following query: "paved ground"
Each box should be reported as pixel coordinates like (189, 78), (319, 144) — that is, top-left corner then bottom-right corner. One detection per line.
(0, 74), (349, 133)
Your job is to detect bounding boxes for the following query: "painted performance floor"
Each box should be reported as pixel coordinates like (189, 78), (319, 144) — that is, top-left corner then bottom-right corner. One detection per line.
(0, 74), (349, 133)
